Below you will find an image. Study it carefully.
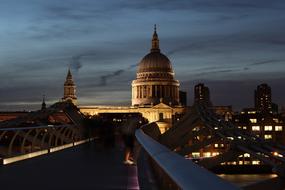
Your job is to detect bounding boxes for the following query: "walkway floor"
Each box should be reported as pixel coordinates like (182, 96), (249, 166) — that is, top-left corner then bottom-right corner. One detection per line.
(0, 142), (139, 190)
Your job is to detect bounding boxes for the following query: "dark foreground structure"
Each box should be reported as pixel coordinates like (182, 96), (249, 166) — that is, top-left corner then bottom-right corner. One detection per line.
(0, 143), (139, 190)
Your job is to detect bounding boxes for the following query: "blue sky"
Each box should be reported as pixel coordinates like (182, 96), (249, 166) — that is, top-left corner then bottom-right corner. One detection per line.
(0, 0), (285, 111)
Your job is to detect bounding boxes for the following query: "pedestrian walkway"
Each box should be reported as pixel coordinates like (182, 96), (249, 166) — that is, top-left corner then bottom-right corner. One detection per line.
(0, 142), (139, 190)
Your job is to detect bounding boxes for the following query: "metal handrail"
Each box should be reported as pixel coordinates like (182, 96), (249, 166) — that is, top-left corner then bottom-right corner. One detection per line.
(135, 129), (240, 190)
(0, 124), (73, 131)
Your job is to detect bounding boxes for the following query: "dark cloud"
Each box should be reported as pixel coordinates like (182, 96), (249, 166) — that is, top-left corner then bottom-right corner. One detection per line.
(70, 55), (83, 72)
(98, 63), (138, 86)
(70, 53), (97, 73)
(250, 59), (283, 66)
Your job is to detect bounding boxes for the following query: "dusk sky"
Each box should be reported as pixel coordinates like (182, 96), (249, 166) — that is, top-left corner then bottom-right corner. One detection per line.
(0, 0), (285, 111)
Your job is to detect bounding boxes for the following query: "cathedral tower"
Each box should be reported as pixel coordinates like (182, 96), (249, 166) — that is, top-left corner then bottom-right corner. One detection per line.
(62, 68), (77, 105)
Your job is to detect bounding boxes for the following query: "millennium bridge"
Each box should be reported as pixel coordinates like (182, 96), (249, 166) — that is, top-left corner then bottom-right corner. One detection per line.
(0, 102), (284, 190)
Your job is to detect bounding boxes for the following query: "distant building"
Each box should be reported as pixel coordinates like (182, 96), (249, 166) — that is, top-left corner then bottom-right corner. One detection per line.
(272, 103), (279, 114)
(211, 106), (233, 121)
(0, 112), (28, 122)
(254, 83), (272, 113)
(232, 84), (285, 144)
(194, 83), (212, 106)
(179, 90), (187, 106)
(233, 110), (285, 145)
(62, 68), (77, 105)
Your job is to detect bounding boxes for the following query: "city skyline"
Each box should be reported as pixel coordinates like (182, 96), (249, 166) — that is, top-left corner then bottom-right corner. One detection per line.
(0, 0), (285, 111)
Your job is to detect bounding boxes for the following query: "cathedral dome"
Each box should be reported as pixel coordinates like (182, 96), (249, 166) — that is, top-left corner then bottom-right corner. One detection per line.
(131, 25), (180, 107)
(137, 52), (173, 73)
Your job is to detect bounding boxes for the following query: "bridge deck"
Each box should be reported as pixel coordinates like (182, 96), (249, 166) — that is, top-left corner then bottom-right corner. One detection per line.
(0, 142), (139, 190)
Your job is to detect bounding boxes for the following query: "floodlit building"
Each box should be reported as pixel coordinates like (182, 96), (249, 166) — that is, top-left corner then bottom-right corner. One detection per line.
(79, 26), (186, 133)
(131, 25), (180, 106)
(62, 68), (77, 105)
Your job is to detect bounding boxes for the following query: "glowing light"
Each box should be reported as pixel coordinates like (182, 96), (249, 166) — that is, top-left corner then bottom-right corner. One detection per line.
(252, 160), (260, 165)
(50, 143), (73, 153)
(264, 134), (272, 139)
(275, 126), (283, 131)
(203, 152), (211, 158)
(3, 150), (48, 165)
(212, 152), (219, 156)
(2, 138), (93, 165)
(252, 126), (260, 131)
(272, 152), (283, 157)
(192, 152), (200, 158)
(244, 153), (250, 157)
(264, 126), (272, 131)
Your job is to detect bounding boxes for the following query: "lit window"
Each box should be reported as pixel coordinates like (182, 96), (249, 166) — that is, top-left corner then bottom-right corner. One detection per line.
(252, 160), (260, 165)
(273, 118), (279, 123)
(275, 126), (283, 131)
(203, 152), (211, 158)
(220, 144), (224, 147)
(192, 127), (199, 131)
(250, 118), (257, 123)
(192, 152), (200, 158)
(244, 161), (251, 165)
(244, 153), (250, 157)
(252, 126), (260, 131)
(264, 134), (272, 140)
(238, 161), (243, 165)
(214, 144), (219, 148)
(212, 152), (219, 156)
(264, 126), (272, 131)
(243, 126), (247, 130)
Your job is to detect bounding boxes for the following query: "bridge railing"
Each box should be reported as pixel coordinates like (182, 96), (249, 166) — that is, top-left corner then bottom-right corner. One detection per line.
(135, 128), (240, 190)
(0, 124), (93, 164)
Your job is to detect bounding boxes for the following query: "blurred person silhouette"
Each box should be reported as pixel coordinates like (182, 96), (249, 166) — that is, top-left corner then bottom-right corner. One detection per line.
(121, 117), (141, 165)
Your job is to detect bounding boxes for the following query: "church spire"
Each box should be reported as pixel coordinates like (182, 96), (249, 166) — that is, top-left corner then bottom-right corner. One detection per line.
(151, 24), (160, 52)
(67, 67), (72, 80)
(41, 94), (46, 110)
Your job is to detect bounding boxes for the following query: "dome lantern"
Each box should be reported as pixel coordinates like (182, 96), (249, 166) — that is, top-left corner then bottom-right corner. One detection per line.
(151, 24), (160, 53)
